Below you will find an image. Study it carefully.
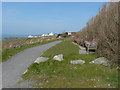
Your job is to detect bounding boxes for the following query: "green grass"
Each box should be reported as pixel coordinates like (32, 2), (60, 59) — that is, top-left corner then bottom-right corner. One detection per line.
(22, 41), (118, 88)
(2, 40), (58, 62)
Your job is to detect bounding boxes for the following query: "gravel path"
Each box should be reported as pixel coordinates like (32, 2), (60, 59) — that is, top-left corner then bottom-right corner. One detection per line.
(2, 41), (62, 88)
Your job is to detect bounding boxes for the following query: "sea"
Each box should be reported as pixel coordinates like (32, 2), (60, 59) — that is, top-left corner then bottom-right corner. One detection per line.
(1, 34), (28, 40)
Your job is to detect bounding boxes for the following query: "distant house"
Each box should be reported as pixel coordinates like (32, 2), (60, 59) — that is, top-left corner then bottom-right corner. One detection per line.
(45, 34), (49, 36)
(58, 36), (61, 38)
(56, 32), (68, 38)
(68, 32), (72, 35)
(41, 32), (54, 37)
(41, 34), (45, 37)
(49, 32), (54, 36)
(34, 36), (38, 38)
(28, 35), (33, 38)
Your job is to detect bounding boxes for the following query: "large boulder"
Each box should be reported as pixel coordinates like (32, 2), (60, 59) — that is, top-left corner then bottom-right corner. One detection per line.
(70, 60), (85, 64)
(34, 57), (49, 64)
(53, 54), (64, 61)
(89, 57), (112, 66)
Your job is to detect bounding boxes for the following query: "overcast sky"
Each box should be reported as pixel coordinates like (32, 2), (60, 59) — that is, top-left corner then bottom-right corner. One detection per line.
(2, 2), (104, 36)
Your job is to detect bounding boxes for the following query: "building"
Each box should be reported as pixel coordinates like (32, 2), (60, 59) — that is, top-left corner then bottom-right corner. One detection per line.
(28, 35), (33, 38)
(49, 32), (54, 36)
(68, 32), (72, 35)
(41, 32), (54, 37)
(41, 34), (45, 37)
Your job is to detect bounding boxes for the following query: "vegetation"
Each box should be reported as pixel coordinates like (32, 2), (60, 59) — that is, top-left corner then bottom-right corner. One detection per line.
(2, 39), (59, 62)
(76, 2), (119, 64)
(22, 41), (118, 88)
(2, 36), (57, 49)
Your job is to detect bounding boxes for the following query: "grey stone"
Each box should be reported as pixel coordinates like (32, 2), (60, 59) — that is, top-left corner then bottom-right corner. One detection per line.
(79, 50), (89, 54)
(34, 57), (49, 64)
(53, 54), (64, 61)
(72, 42), (78, 45)
(79, 46), (86, 50)
(89, 57), (112, 66)
(70, 60), (85, 64)
(23, 69), (28, 74)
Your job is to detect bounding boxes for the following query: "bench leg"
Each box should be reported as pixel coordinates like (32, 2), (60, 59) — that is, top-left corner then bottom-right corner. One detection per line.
(87, 45), (90, 52)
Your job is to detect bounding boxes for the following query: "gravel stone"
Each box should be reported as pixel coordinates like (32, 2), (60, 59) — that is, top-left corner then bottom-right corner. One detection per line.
(70, 60), (85, 64)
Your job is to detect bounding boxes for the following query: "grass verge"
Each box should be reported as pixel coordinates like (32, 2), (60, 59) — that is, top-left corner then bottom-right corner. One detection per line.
(22, 41), (118, 88)
(2, 40), (59, 62)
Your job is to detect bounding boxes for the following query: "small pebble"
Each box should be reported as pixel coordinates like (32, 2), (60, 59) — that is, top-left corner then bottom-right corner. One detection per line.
(108, 84), (110, 86)
(39, 83), (42, 85)
(23, 69), (28, 74)
(63, 77), (65, 80)
(74, 67), (77, 69)
(46, 80), (49, 83)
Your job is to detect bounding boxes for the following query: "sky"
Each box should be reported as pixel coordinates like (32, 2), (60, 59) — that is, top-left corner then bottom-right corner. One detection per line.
(2, 2), (104, 36)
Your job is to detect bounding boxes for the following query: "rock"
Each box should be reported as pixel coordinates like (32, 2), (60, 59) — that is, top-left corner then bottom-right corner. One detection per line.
(34, 57), (49, 64)
(53, 54), (64, 61)
(46, 80), (49, 83)
(89, 57), (112, 66)
(70, 60), (85, 64)
(116, 66), (119, 70)
(23, 69), (28, 74)
(108, 84), (111, 87)
(72, 42), (78, 45)
(39, 83), (42, 85)
(79, 46), (86, 50)
(79, 50), (89, 54)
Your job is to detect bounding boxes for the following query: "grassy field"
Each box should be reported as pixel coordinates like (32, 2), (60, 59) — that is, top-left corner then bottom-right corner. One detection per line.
(22, 41), (118, 88)
(2, 39), (58, 62)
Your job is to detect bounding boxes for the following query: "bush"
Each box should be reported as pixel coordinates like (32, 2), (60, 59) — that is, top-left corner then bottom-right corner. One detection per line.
(76, 2), (119, 64)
